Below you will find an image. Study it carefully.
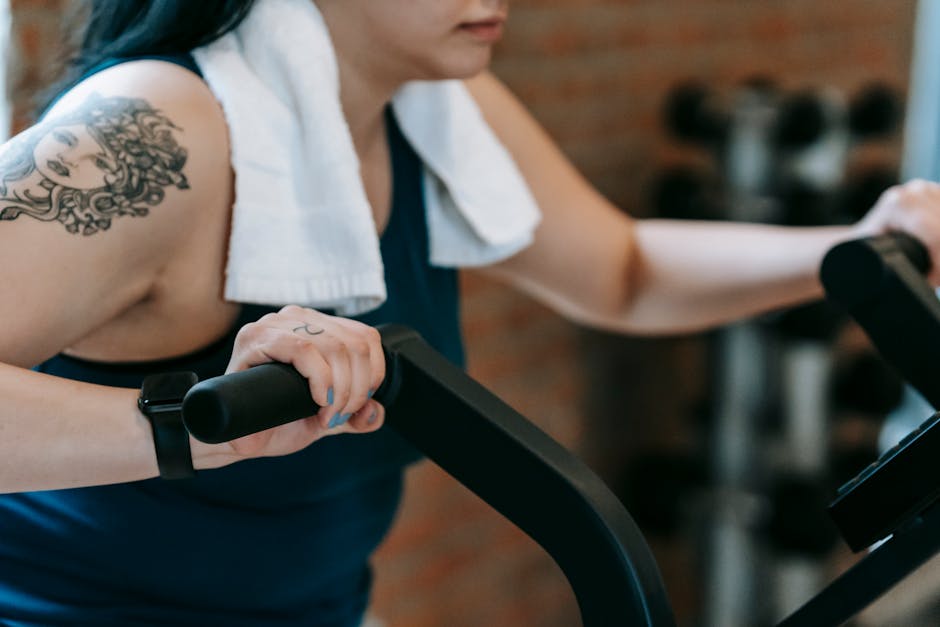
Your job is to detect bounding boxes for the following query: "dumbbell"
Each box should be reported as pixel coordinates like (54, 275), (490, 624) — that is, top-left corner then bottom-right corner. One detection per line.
(838, 166), (899, 223)
(773, 90), (829, 151)
(648, 165), (722, 221)
(848, 83), (903, 140)
(663, 81), (729, 147)
(770, 301), (845, 344)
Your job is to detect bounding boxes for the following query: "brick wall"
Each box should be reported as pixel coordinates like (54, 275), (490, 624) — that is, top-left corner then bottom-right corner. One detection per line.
(6, 1), (919, 625)
(8, 0), (67, 129)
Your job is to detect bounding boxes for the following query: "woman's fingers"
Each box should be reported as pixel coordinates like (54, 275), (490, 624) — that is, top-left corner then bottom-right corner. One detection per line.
(224, 399), (385, 459)
(327, 318), (384, 428)
(334, 399), (386, 433)
(333, 317), (386, 393)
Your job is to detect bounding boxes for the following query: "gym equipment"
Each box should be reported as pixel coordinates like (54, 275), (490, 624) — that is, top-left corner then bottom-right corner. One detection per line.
(661, 79), (903, 207)
(821, 234), (940, 548)
(830, 351), (904, 417)
(663, 77), (835, 154)
(180, 233), (940, 626)
(663, 81), (729, 146)
(839, 167), (898, 222)
(821, 234), (935, 407)
(184, 325), (676, 627)
(772, 301), (844, 343)
(776, 233), (940, 626)
(764, 472), (841, 558)
(648, 165), (722, 221)
(666, 79), (788, 625)
(848, 83), (903, 140)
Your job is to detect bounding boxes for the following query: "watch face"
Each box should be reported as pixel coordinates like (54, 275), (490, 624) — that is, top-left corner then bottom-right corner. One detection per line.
(140, 372), (199, 406)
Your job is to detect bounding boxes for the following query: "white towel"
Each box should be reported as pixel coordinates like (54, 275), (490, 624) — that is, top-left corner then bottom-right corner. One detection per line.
(192, 0), (541, 315)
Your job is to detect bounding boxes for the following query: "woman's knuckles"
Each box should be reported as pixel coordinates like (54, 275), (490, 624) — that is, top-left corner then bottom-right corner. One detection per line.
(278, 304), (307, 317)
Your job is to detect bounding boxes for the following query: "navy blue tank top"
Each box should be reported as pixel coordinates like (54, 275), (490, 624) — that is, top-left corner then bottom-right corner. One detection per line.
(0, 55), (463, 626)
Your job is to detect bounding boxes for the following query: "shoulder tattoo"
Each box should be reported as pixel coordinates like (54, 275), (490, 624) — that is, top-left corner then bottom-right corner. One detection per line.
(0, 93), (189, 235)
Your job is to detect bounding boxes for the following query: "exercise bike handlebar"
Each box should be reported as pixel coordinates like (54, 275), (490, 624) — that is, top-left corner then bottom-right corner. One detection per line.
(182, 360), (395, 444)
(778, 232), (940, 625)
(182, 325), (677, 627)
(820, 231), (940, 408)
(177, 231), (940, 627)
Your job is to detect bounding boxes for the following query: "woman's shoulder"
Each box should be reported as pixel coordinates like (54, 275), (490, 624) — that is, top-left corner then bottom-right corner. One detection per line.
(0, 57), (235, 366)
(27, 56), (234, 234)
(43, 58), (229, 162)
(37, 56), (233, 219)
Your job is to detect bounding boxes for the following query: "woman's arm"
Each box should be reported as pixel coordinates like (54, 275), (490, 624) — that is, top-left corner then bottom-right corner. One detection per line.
(0, 305), (387, 493)
(466, 72), (940, 334)
(0, 364), (226, 491)
(0, 61), (224, 367)
(0, 61), (231, 492)
(0, 62), (385, 493)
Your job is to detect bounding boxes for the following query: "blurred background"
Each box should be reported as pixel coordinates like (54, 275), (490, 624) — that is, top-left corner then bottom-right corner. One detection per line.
(4, 0), (937, 625)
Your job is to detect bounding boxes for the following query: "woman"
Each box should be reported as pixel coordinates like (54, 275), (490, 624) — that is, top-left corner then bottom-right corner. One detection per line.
(0, 0), (938, 625)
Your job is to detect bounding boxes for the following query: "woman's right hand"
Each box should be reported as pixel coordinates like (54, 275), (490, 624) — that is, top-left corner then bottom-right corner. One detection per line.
(196, 305), (387, 465)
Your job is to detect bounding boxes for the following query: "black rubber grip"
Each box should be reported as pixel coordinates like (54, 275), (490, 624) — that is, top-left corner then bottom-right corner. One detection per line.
(820, 232), (930, 310)
(821, 232), (940, 408)
(894, 232), (932, 275)
(182, 363), (320, 443)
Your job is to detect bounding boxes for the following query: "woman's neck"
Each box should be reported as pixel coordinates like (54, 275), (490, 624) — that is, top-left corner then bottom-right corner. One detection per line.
(335, 53), (397, 152)
(318, 4), (405, 152)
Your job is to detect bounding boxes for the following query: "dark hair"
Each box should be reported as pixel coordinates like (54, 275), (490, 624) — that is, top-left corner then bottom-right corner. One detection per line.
(74, 0), (257, 70)
(42, 0), (256, 112)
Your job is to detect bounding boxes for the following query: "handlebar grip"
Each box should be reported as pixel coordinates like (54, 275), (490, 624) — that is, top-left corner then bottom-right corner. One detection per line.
(820, 232), (930, 310)
(182, 363), (319, 443)
(893, 232), (931, 275)
(821, 232), (940, 409)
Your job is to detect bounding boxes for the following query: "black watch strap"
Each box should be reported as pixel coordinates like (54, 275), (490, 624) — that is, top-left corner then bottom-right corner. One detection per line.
(138, 372), (198, 480)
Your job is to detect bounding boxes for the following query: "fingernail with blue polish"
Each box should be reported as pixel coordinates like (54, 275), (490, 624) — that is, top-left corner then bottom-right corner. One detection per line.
(368, 388), (375, 399)
(337, 413), (351, 426)
(368, 410), (378, 426)
(327, 387), (334, 405)
(327, 415), (341, 429)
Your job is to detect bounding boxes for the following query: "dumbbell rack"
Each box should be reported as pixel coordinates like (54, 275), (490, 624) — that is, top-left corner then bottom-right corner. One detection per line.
(182, 234), (940, 626)
(657, 79), (905, 625)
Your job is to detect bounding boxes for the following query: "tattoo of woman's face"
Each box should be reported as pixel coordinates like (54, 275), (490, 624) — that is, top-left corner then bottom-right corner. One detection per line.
(0, 93), (189, 235)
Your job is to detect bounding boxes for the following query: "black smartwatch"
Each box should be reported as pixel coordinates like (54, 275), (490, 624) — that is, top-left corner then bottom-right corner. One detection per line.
(138, 372), (199, 480)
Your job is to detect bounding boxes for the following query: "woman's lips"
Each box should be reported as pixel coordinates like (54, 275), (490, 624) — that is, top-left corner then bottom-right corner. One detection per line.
(459, 18), (505, 43)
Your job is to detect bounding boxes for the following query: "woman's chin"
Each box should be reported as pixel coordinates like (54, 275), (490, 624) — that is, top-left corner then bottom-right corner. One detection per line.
(429, 50), (493, 81)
